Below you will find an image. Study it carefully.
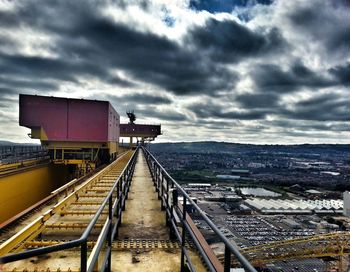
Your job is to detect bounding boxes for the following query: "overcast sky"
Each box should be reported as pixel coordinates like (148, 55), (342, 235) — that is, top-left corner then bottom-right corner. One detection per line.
(0, 0), (349, 144)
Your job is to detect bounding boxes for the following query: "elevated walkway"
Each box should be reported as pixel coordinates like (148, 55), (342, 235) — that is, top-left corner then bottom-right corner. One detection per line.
(0, 148), (256, 272)
(112, 151), (205, 271)
(118, 152), (168, 239)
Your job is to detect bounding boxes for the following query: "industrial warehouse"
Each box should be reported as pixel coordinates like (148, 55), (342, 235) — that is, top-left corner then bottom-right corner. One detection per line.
(244, 198), (344, 214)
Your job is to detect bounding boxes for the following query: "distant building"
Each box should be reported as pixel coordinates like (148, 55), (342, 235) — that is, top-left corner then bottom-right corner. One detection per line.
(216, 175), (240, 180)
(305, 189), (322, 195)
(343, 191), (350, 216)
(187, 183), (211, 188)
(282, 218), (301, 229)
(231, 169), (250, 177)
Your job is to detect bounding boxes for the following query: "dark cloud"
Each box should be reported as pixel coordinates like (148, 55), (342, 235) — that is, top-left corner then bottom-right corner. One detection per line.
(0, 0), (349, 143)
(108, 93), (172, 105)
(288, 2), (350, 52)
(188, 101), (267, 120)
(281, 93), (350, 122)
(195, 119), (241, 130)
(0, 35), (17, 51)
(105, 76), (136, 88)
(0, 77), (58, 91)
(0, 10), (18, 28)
(266, 119), (350, 132)
(235, 93), (280, 108)
(93, 93), (175, 121)
(188, 18), (286, 63)
(0, 1), (239, 96)
(252, 62), (333, 93)
(0, 52), (103, 83)
(329, 62), (350, 86)
(56, 15), (238, 95)
(136, 107), (188, 122)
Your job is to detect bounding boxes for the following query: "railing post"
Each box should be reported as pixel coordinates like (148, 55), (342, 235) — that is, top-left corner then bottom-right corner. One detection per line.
(180, 197), (187, 272)
(224, 245), (231, 272)
(165, 177), (169, 224)
(153, 163), (156, 184)
(125, 165), (130, 200)
(156, 166), (160, 198)
(170, 186), (177, 239)
(81, 241), (87, 272)
(107, 196), (112, 272)
(161, 174), (165, 210)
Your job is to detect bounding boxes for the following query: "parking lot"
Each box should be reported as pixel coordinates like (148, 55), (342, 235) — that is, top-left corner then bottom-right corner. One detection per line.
(224, 215), (315, 246)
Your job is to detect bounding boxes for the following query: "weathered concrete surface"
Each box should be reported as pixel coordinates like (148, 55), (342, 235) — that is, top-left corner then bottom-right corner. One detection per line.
(111, 249), (206, 272)
(118, 151), (169, 239)
(114, 151), (207, 272)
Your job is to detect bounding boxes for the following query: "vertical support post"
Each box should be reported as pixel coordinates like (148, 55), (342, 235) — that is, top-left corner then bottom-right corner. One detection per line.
(153, 163), (156, 184)
(115, 182), (120, 236)
(155, 165), (160, 197)
(81, 241), (87, 272)
(165, 177), (169, 223)
(157, 166), (161, 190)
(170, 186), (177, 238)
(125, 165), (130, 200)
(224, 245), (231, 272)
(107, 196), (112, 272)
(117, 177), (120, 201)
(180, 197), (187, 272)
(161, 174), (165, 210)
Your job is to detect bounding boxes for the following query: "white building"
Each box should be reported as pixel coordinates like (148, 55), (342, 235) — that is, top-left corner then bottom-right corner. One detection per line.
(343, 191), (350, 216)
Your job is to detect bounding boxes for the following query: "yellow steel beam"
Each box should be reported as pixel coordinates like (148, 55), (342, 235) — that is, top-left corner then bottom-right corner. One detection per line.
(12, 225), (47, 253)
(60, 210), (109, 216)
(45, 223), (104, 229)
(0, 150), (134, 255)
(70, 202), (102, 206)
(241, 232), (350, 253)
(0, 216), (44, 255)
(24, 240), (95, 248)
(219, 231), (350, 268)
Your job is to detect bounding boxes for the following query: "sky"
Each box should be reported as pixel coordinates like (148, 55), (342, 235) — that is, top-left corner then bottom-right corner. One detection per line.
(0, 0), (350, 144)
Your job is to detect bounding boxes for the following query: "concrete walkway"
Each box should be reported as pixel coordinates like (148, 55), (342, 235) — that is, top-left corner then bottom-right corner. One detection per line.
(112, 150), (206, 272)
(118, 150), (169, 239)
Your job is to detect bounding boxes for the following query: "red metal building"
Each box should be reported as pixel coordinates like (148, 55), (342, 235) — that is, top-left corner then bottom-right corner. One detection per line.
(19, 94), (119, 142)
(19, 94), (120, 173)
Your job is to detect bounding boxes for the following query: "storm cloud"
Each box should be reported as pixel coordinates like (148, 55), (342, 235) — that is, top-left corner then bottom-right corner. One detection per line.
(0, 0), (349, 144)
(188, 18), (287, 63)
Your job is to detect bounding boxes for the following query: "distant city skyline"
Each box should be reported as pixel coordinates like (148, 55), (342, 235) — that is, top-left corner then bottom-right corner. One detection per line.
(0, 0), (349, 144)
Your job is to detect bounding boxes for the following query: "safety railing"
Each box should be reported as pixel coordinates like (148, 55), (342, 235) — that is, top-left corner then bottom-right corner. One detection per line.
(143, 147), (257, 272)
(0, 148), (139, 272)
(0, 145), (48, 164)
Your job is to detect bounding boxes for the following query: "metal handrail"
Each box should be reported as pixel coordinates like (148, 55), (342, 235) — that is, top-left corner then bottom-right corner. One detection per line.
(0, 148), (139, 272)
(143, 147), (257, 272)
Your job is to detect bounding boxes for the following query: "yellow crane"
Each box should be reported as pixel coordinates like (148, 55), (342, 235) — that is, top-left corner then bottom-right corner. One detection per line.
(218, 232), (350, 271)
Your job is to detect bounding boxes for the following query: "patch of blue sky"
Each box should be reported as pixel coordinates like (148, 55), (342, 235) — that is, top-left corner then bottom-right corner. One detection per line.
(189, 0), (273, 14)
(162, 7), (176, 27)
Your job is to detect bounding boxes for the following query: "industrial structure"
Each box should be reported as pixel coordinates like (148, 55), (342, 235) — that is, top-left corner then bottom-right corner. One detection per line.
(0, 94), (348, 271)
(120, 110), (161, 145)
(0, 94), (255, 272)
(19, 94), (120, 175)
(19, 94), (161, 176)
